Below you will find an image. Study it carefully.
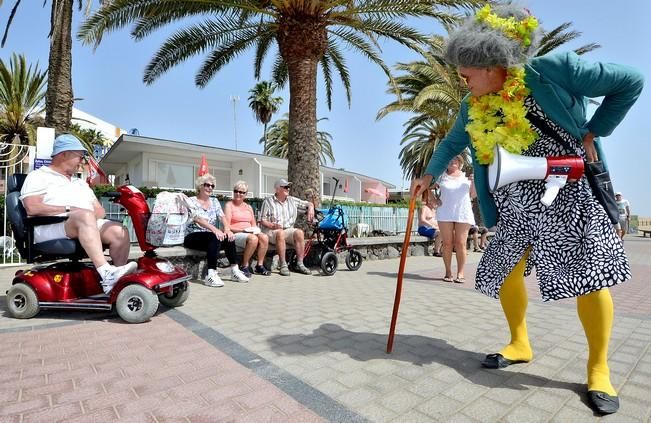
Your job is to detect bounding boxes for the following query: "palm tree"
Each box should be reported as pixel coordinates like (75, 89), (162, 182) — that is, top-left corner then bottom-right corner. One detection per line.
(1, 0), (99, 134)
(262, 114), (335, 166)
(0, 53), (47, 145)
(69, 123), (110, 157)
(380, 23), (600, 179)
(78, 0), (484, 201)
(248, 81), (283, 154)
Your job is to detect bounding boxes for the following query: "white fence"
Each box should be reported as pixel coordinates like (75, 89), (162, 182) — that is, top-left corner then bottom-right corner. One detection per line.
(1, 143), (33, 266)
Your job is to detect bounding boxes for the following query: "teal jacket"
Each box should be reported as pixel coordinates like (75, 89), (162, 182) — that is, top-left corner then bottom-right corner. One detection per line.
(424, 51), (644, 228)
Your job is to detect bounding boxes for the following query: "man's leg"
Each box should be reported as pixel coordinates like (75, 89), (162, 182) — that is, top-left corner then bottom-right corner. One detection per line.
(292, 229), (306, 262)
(497, 251), (533, 363)
(64, 210), (109, 268)
(99, 221), (130, 266)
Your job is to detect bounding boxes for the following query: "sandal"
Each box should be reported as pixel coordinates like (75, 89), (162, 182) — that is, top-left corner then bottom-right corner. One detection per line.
(442, 276), (454, 283)
(254, 265), (271, 276)
(453, 277), (465, 284)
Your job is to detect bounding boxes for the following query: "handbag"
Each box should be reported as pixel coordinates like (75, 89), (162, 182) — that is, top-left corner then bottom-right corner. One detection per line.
(525, 112), (619, 224)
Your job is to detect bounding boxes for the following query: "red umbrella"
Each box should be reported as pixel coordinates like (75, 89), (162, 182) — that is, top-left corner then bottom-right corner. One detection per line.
(386, 192), (417, 353)
(198, 154), (209, 176)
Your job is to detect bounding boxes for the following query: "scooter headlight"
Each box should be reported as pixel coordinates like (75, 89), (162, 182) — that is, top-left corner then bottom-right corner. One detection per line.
(155, 260), (175, 273)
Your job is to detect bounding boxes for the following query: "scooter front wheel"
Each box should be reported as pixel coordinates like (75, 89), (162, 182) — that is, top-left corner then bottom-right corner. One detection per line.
(116, 284), (159, 323)
(6, 283), (40, 319)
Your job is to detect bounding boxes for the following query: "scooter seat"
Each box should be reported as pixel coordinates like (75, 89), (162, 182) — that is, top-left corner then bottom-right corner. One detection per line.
(34, 239), (84, 256)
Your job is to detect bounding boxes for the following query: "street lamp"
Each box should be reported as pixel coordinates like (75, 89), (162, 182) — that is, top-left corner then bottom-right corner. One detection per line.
(229, 95), (240, 151)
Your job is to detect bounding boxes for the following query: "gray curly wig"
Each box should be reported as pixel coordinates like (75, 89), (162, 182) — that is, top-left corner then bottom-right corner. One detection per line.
(445, 4), (543, 68)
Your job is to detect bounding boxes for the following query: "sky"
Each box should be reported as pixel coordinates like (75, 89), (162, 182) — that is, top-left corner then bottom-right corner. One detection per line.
(2, 1), (650, 214)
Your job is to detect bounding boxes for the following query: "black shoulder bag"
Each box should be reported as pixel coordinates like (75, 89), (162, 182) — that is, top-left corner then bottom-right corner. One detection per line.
(525, 112), (619, 225)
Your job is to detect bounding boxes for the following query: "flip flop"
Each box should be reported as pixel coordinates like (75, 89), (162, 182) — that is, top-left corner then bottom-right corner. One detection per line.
(453, 277), (465, 284)
(442, 276), (453, 283)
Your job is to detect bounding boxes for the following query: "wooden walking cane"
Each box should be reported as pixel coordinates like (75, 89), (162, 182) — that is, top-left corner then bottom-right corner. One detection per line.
(386, 191), (418, 353)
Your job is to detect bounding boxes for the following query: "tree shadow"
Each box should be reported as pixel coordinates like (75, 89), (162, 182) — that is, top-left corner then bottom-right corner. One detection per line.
(268, 323), (591, 406)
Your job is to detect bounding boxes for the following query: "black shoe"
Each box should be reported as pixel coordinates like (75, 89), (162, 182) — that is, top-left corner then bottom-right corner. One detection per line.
(481, 353), (528, 369)
(254, 265), (271, 276)
(588, 391), (619, 415)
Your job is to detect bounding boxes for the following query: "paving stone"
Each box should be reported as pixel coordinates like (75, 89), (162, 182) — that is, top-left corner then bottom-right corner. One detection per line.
(379, 389), (424, 414)
(417, 395), (464, 420)
(358, 403), (398, 423)
(501, 404), (553, 422)
(337, 387), (379, 407)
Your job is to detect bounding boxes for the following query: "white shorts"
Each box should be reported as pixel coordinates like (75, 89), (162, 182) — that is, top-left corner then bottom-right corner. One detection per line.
(266, 228), (300, 246)
(34, 219), (112, 243)
(233, 232), (252, 250)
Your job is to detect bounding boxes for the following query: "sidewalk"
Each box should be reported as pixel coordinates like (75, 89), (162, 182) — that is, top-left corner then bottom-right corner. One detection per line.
(1, 236), (650, 422)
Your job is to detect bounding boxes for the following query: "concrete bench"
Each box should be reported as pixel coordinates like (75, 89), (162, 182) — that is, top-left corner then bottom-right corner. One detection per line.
(132, 234), (441, 279)
(639, 226), (651, 238)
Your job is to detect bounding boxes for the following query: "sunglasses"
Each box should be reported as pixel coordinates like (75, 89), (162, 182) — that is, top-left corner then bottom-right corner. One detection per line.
(203, 183), (215, 189)
(281, 185), (291, 189)
(233, 190), (247, 195)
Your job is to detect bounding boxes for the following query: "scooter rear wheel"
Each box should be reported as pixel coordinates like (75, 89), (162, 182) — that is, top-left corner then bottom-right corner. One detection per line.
(158, 284), (190, 308)
(6, 283), (39, 319)
(116, 284), (159, 323)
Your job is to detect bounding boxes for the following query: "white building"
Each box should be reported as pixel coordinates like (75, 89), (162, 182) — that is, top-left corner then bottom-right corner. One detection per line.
(99, 134), (394, 203)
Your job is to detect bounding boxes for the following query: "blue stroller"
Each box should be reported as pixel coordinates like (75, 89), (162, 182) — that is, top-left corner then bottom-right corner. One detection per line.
(289, 179), (363, 275)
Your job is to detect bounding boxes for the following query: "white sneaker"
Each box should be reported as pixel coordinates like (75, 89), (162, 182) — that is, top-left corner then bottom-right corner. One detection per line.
(231, 267), (249, 283)
(101, 262), (138, 294)
(205, 269), (224, 287)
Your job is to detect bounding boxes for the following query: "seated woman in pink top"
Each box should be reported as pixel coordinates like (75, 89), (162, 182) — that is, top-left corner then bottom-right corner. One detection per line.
(224, 180), (271, 276)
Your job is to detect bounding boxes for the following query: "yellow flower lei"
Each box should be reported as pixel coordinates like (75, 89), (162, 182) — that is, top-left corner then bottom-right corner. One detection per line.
(466, 67), (538, 165)
(476, 4), (539, 47)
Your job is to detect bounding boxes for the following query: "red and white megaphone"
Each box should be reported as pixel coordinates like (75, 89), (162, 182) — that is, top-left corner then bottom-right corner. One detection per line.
(488, 145), (584, 206)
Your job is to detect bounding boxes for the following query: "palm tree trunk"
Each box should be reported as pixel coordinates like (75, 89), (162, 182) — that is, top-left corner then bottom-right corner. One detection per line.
(44, 0), (74, 133)
(263, 121), (268, 155)
(277, 18), (327, 205)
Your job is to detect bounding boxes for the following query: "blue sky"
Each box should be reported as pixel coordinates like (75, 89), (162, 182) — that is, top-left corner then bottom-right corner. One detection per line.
(2, 0), (650, 214)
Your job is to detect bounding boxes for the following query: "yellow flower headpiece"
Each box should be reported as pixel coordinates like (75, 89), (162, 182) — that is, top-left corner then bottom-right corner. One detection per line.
(476, 5), (539, 47)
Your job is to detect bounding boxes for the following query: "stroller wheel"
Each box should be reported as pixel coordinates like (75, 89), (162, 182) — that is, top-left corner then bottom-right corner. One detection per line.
(345, 250), (363, 271)
(320, 252), (338, 276)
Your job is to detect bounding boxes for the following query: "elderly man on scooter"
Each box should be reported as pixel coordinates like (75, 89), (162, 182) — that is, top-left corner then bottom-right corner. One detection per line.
(20, 134), (137, 294)
(259, 178), (315, 276)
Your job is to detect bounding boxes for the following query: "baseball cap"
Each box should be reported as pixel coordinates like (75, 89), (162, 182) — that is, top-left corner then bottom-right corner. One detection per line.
(274, 178), (292, 189)
(615, 192), (622, 196)
(51, 134), (87, 157)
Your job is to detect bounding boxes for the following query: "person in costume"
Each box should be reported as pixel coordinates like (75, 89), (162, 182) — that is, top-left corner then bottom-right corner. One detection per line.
(410, 4), (643, 415)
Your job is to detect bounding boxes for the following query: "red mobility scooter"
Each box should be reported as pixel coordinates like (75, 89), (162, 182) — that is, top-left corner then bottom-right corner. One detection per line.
(4, 174), (190, 323)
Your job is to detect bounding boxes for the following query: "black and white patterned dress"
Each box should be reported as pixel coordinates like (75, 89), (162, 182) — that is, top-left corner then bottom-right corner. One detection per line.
(475, 97), (631, 301)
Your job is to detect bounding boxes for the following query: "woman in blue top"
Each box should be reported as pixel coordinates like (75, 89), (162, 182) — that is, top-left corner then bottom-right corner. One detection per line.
(411, 4), (643, 415)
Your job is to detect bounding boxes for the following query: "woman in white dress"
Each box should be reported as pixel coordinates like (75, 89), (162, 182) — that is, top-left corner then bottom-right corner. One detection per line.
(435, 155), (475, 283)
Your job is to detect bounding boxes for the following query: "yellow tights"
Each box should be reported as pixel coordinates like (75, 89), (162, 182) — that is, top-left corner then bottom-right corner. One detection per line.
(498, 253), (616, 396)
(498, 253), (533, 362)
(500, 251), (617, 396)
(577, 289), (617, 396)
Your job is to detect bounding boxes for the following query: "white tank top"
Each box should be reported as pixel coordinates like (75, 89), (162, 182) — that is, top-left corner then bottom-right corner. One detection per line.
(436, 173), (475, 225)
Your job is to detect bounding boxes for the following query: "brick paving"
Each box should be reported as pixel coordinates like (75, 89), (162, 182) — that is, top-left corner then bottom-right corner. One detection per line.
(1, 235), (650, 422)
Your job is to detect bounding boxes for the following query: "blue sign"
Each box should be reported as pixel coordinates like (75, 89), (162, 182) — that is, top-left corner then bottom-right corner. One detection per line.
(34, 158), (51, 170)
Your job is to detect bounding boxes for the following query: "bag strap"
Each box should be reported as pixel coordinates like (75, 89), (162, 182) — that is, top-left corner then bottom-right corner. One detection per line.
(525, 111), (578, 155)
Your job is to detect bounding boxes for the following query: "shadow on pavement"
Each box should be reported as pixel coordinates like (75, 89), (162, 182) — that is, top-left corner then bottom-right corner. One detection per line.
(268, 323), (587, 399)
(367, 271), (438, 282)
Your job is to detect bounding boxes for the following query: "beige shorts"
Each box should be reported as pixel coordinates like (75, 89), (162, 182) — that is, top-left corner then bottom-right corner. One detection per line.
(266, 228), (300, 246)
(34, 218), (112, 244)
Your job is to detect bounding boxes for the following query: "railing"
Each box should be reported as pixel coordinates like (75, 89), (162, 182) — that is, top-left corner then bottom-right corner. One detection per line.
(100, 197), (418, 242)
